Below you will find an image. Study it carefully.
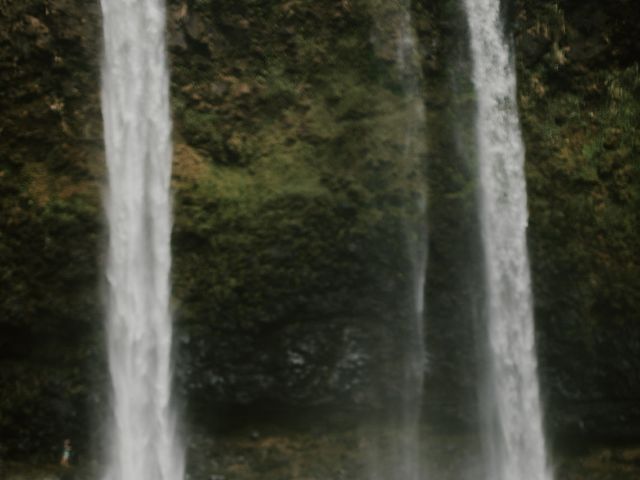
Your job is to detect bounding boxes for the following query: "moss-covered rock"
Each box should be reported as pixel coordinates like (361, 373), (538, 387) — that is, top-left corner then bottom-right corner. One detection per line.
(514, 0), (640, 438)
(0, 0), (104, 456)
(167, 0), (429, 416)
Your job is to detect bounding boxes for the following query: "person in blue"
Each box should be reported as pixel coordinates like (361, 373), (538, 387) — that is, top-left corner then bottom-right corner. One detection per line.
(59, 438), (75, 480)
(60, 438), (73, 467)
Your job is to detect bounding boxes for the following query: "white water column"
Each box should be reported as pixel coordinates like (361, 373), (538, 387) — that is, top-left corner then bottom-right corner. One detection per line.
(100, 0), (183, 479)
(462, 1), (552, 480)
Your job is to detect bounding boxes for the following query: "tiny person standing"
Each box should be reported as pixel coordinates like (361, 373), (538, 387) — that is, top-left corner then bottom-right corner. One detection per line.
(59, 438), (76, 480)
(60, 438), (73, 467)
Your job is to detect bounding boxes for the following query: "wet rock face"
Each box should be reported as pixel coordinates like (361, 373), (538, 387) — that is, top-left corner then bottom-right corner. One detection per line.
(179, 320), (385, 409)
(166, 0), (430, 415)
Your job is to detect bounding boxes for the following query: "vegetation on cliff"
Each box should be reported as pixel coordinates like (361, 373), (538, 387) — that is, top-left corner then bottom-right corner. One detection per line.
(514, 0), (640, 436)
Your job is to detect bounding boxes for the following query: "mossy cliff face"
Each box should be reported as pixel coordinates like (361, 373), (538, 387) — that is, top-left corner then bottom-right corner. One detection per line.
(0, 0), (103, 456)
(0, 0), (638, 458)
(513, 0), (640, 438)
(167, 0), (428, 414)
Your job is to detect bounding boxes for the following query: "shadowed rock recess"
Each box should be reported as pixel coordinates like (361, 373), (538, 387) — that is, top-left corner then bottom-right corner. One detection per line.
(0, 0), (639, 478)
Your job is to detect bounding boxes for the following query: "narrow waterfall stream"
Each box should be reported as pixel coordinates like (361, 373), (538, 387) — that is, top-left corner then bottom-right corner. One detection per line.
(367, 3), (428, 479)
(394, 6), (428, 479)
(462, 1), (552, 480)
(100, 0), (183, 479)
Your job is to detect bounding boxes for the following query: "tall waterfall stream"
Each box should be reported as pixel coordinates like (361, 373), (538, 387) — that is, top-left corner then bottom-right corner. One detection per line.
(463, 0), (553, 479)
(100, 0), (183, 479)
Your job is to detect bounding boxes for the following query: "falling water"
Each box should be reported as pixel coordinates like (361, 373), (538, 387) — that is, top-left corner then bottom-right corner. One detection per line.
(100, 0), (183, 479)
(395, 6), (428, 480)
(368, 2), (428, 479)
(462, 1), (552, 480)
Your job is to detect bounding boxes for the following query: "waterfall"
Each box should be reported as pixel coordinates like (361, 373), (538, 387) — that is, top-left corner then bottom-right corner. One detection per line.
(395, 6), (428, 479)
(462, 1), (552, 480)
(367, 2), (428, 479)
(100, 0), (183, 479)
